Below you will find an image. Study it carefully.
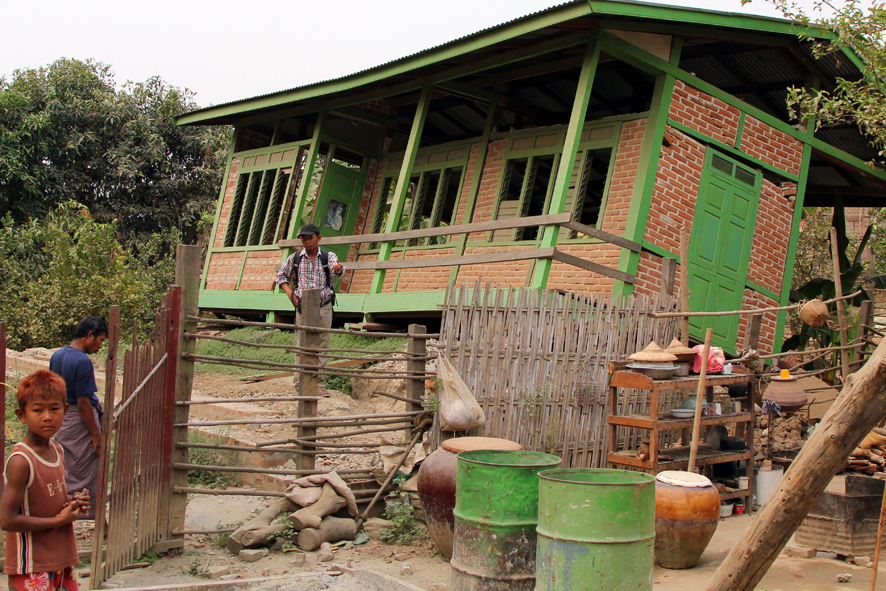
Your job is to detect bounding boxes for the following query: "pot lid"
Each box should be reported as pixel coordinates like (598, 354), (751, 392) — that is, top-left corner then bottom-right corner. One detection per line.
(664, 338), (697, 356)
(656, 471), (713, 488)
(441, 437), (523, 454)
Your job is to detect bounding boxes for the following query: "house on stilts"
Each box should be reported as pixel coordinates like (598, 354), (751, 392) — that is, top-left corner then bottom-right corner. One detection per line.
(176, 0), (886, 355)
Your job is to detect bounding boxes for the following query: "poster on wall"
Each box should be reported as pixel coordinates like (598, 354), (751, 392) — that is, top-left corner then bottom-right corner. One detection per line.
(324, 199), (346, 232)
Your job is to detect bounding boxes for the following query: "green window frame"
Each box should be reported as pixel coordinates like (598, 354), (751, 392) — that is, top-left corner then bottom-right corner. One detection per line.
(368, 144), (469, 249)
(223, 144), (305, 248)
(490, 124), (620, 243)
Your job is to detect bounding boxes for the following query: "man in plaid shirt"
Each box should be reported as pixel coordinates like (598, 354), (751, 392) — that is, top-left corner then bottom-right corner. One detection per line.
(275, 223), (344, 388)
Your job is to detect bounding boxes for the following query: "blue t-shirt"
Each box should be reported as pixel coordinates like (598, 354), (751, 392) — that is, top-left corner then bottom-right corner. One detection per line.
(49, 346), (99, 408)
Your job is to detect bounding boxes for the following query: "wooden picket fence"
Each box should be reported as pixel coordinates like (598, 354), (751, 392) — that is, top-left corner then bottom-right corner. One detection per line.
(438, 282), (681, 467)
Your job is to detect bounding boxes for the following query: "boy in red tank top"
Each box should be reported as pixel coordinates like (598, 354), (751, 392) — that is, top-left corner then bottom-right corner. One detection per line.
(1, 371), (90, 591)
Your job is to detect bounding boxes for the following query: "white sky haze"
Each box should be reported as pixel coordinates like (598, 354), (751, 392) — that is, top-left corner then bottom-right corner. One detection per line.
(3, 0), (819, 108)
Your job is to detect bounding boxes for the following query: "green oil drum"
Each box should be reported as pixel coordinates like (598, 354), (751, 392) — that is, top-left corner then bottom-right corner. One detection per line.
(535, 468), (656, 591)
(451, 450), (562, 591)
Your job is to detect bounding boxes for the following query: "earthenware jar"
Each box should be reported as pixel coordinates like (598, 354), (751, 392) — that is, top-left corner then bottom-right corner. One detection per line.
(416, 436), (521, 560)
(654, 470), (720, 569)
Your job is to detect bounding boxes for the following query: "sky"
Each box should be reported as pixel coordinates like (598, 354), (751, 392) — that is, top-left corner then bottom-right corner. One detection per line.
(3, 0), (817, 109)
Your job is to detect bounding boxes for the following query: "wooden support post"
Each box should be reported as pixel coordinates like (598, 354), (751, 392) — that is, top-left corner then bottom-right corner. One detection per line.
(680, 226), (691, 344)
(661, 257), (676, 299)
(531, 36), (601, 288)
(164, 245), (201, 549)
(705, 337), (886, 591)
(871, 483), (886, 591)
(90, 305), (120, 590)
(157, 288), (182, 543)
(406, 324), (427, 439)
(688, 328), (713, 473)
(298, 289), (322, 471)
(371, 86), (432, 294)
(831, 227), (850, 380)
(747, 314), (763, 350)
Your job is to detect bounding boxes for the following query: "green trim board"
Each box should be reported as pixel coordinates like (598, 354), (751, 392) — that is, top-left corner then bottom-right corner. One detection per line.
(613, 69), (678, 299)
(746, 280), (780, 302)
(667, 120), (800, 182)
(370, 86), (433, 294)
(735, 112), (746, 150)
(532, 38), (602, 288)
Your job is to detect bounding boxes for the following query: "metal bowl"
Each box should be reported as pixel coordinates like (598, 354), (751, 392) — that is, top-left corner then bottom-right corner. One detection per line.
(627, 363), (678, 380)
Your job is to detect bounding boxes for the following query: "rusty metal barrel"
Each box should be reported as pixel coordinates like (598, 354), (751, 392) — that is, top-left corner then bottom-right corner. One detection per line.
(535, 468), (656, 591)
(451, 450), (562, 591)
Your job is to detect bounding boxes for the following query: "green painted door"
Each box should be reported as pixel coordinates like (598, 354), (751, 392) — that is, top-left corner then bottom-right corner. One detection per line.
(687, 150), (761, 353)
(314, 161), (366, 265)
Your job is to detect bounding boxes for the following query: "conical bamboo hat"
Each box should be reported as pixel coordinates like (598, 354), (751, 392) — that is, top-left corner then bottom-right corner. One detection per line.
(629, 341), (677, 363)
(664, 338), (697, 356)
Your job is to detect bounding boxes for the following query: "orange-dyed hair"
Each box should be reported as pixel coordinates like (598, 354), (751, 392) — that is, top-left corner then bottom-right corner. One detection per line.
(16, 370), (66, 410)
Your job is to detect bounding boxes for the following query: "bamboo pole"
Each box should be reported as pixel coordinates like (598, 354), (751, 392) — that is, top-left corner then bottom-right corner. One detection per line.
(831, 227), (851, 380)
(705, 337), (886, 591)
(680, 226), (690, 344)
(688, 328), (713, 473)
(649, 290), (862, 319)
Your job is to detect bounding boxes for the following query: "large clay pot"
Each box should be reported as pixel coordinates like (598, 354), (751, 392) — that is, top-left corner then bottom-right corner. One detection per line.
(654, 471), (720, 569)
(416, 436), (521, 560)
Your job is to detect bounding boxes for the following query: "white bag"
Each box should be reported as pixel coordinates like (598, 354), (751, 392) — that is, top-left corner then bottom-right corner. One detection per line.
(437, 356), (486, 432)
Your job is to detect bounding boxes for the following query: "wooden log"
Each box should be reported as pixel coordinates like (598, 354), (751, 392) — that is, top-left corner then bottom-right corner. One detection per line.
(287, 483), (347, 530)
(649, 290), (862, 319)
(704, 337), (886, 591)
(226, 497), (297, 554)
(297, 516), (358, 551)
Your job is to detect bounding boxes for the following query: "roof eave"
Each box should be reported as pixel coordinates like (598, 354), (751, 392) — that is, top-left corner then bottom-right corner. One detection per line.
(175, 0), (836, 127)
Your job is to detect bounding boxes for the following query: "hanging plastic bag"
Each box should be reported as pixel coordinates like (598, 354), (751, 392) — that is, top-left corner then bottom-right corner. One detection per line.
(437, 356), (486, 431)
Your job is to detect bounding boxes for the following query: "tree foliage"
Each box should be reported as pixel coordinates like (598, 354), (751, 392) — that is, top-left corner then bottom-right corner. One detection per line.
(0, 202), (175, 349)
(745, 0), (886, 160)
(0, 58), (230, 249)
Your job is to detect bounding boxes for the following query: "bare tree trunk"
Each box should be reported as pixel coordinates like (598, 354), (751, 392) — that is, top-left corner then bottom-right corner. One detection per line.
(705, 339), (886, 591)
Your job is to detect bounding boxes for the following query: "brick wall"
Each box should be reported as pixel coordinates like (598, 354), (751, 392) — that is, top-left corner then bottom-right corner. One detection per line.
(740, 116), (803, 177)
(238, 251), (280, 290)
(456, 245), (536, 288)
(669, 80), (741, 147)
(546, 243), (621, 293)
(204, 252), (244, 290)
(396, 248), (457, 292)
(736, 289), (780, 354)
(453, 143), (481, 226)
(645, 126), (706, 255)
(747, 179), (794, 295)
(599, 119), (646, 236)
(213, 157), (241, 248)
(465, 139), (506, 240)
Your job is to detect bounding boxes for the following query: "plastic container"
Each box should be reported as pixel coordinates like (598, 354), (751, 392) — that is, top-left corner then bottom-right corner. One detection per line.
(719, 504), (733, 518)
(755, 466), (784, 508)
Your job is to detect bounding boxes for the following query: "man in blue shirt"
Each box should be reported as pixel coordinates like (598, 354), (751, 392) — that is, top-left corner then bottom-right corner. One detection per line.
(50, 317), (107, 520)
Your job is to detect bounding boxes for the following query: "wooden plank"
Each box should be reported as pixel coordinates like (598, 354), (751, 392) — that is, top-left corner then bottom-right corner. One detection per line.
(560, 220), (642, 252)
(278, 212), (573, 247)
(552, 249), (636, 283)
(297, 289), (322, 472)
(609, 372), (654, 390)
(345, 247), (556, 271)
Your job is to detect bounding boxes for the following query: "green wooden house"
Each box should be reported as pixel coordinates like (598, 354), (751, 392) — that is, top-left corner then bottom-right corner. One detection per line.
(176, 0), (885, 355)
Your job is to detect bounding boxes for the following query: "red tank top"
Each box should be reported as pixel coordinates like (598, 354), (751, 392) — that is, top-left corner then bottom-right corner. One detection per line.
(4, 441), (79, 574)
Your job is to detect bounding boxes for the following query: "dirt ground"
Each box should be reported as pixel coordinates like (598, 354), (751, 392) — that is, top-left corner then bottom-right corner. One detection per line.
(16, 366), (881, 591)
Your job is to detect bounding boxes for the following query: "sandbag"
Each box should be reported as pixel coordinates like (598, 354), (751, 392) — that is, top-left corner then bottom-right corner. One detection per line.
(437, 356), (485, 431)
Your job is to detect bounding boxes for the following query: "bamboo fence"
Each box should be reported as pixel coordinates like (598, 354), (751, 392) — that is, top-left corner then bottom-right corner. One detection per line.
(436, 281), (681, 468)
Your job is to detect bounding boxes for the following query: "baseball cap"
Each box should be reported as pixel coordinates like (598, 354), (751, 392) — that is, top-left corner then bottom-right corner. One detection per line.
(297, 223), (321, 238)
